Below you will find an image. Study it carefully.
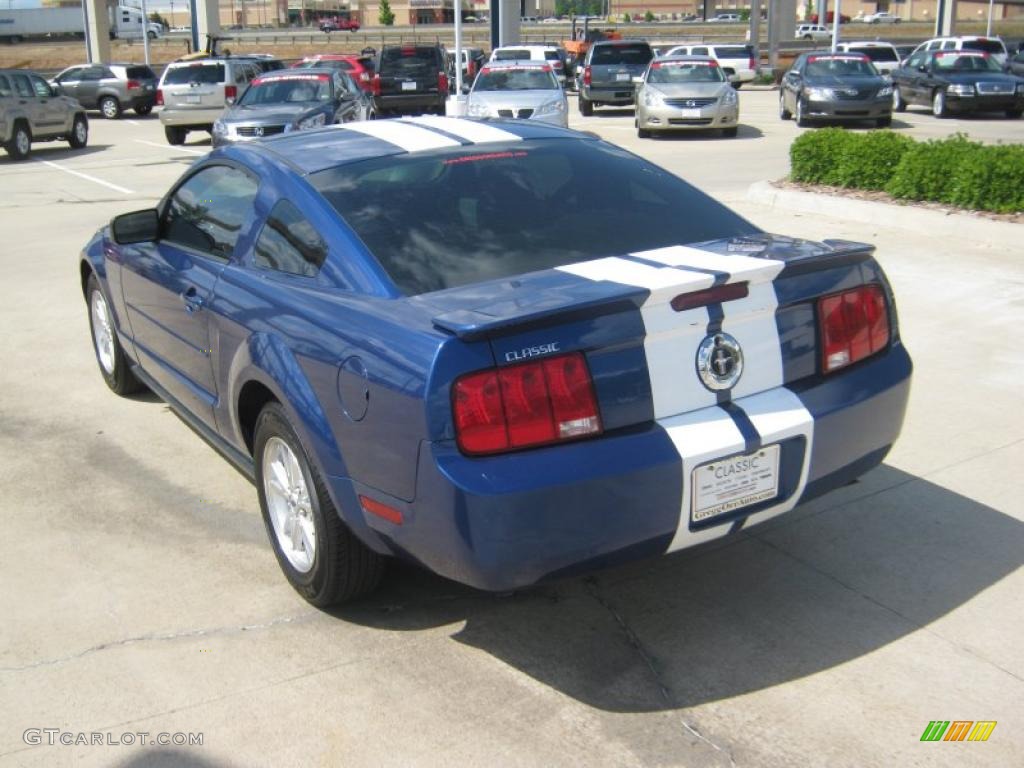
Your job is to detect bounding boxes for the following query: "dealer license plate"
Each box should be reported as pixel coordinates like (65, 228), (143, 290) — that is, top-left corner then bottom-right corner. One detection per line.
(401, 81), (417, 91)
(186, 93), (201, 104)
(679, 108), (702, 118)
(691, 444), (780, 524)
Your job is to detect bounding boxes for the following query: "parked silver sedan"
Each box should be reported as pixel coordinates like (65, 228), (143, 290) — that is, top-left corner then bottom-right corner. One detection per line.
(635, 56), (740, 138)
(465, 61), (568, 128)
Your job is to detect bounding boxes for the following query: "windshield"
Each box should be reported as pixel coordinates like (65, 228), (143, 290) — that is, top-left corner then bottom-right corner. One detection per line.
(311, 139), (758, 295)
(805, 56), (878, 77)
(474, 67), (558, 91)
(163, 63), (225, 85)
(932, 52), (1002, 72)
(648, 61), (725, 84)
(849, 47), (898, 62)
(238, 74), (332, 105)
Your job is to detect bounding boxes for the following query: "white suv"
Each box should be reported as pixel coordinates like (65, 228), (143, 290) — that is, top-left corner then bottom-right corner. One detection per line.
(796, 24), (831, 42)
(661, 43), (758, 87)
(910, 36), (1009, 65)
(489, 45), (568, 86)
(835, 42), (902, 75)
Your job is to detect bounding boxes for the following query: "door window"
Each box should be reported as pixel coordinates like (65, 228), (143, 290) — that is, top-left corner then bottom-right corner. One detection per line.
(253, 200), (328, 277)
(12, 74), (33, 98)
(0, 75), (11, 97)
(163, 166), (259, 261)
(906, 53), (926, 70)
(56, 67), (84, 83)
(29, 75), (50, 98)
(80, 67), (106, 81)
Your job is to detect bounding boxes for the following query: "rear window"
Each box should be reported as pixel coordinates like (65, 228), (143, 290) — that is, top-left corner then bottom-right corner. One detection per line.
(494, 49), (531, 60)
(126, 66), (156, 80)
(163, 64), (225, 85)
(311, 139), (757, 295)
(962, 39), (1006, 55)
(591, 43), (653, 65)
(381, 47), (441, 76)
(848, 47), (898, 62)
(712, 45), (754, 58)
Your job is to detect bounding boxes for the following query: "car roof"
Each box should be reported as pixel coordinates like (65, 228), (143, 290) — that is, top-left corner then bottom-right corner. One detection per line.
(655, 55), (717, 62)
(223, 116), (584, 175)
(254, 68), (338, 77)
(301, 54), (365, 61)
(839, 41), (896, 48)
(483, 60), (552, 68)
(493, 44), (559, 52)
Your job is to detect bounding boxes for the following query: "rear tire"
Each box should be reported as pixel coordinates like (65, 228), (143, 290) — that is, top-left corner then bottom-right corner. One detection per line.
(578, 95), (593, 116)
(164, 125), (186, 145)
(134, 104), (153, 116)
(254, 403), (385, 607)
(86, 274), (143, 396)
(99, 96), (121, 120)
(5, 121), (31, 160)
(68, 114), (89, 148)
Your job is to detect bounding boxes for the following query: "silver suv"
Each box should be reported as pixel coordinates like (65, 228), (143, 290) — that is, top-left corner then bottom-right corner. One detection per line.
(158, 57), (278, 145)
(51, 63), (158, 119)
(0, 68), (89, 161)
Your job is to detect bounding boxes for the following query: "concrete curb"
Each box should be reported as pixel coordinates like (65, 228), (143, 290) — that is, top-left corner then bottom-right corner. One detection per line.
(746, 180), (1022, 249)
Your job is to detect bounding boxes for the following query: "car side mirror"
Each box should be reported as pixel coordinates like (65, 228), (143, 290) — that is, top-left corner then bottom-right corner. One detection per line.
(461, 84), (471, 94)
(111, 209), (160, 245)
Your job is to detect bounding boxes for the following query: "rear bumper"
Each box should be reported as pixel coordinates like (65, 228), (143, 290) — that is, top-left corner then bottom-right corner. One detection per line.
(374, 93), (446, 113)
(159, 106), (225, 127)
(581, 85), (637, 105)
(345, 343), (912, 591)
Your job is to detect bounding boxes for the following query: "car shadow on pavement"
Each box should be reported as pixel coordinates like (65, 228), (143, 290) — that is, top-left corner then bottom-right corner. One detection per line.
(332, 464), (1022, 713)
(115, 749), (223, 768)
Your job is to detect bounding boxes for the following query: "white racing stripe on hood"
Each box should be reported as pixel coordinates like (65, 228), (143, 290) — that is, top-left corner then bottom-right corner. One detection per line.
(402, 115), (524, 144)
(340, 120), (461, 152)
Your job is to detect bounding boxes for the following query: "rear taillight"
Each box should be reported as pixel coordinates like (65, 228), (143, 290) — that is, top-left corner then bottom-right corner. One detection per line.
(155, 88), (163, 105)
(372, 73), (381, 96)
(359, 71), (370, 83)
(818, 285), (890, 374)
(438, 71), (449, 93)
(453, 352), (602, 456)
(126, 79), (141, 90)
(224, 85), (237, 100)
(748, 56), (756, 71)
(583, 65), (592, 86)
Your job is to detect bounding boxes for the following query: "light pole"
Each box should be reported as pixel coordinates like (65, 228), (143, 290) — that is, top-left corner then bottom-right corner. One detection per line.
(986, 0), (994, 37)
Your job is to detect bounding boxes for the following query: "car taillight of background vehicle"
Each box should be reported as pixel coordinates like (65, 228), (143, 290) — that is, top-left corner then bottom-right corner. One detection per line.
(372, 73), (381, 96)
(748, 56), (757, 71)
(452, 352), (602, 455)
(583, 66), (592, 86)
(126, 79), (141, 91)
(438, 71), (449, 93)
(225, 85), (237, 100)
(155, 88), (163, 105)
(818, 285), (890, 373)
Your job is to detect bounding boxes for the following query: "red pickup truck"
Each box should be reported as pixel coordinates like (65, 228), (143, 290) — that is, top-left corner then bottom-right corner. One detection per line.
(319, 17), (360, 32)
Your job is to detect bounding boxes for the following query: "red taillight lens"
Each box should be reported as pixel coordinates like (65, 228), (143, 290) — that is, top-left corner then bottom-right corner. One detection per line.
(372, 73), (381, 96)
(452, 352), (602, 456)
(818, 285), (890, 374)
(224, 85), (237, 100)
(126, 79), (141, 90)
(156, 88), (163, 105)
(438, 71), (449, 93)
(748, 56), (756, 71)
(583, 65), (592, 86)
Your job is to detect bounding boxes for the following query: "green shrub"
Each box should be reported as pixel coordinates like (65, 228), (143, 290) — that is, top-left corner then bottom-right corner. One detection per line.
(885, 134), (979, 204)
(947, 144), (1024, 214)
(832, 131), (913, 190)
(790, 128), (855, 186)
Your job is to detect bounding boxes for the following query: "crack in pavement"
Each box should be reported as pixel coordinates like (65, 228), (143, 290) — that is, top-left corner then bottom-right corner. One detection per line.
(0, 612), (318, 673)
(583, 577), (738, 767)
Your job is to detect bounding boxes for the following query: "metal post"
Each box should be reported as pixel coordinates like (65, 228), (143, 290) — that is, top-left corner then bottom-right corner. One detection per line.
(986, 0), (994, 36)
(830, 0), (840, 51)
(748, 0), (761, 72)
(142, 0), (151, 65)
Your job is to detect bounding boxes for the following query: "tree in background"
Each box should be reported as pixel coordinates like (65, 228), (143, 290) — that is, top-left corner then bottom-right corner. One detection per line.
(644, 9), (655, 22)
(379, 0), (395, 26)
(148, 11), (169, 29)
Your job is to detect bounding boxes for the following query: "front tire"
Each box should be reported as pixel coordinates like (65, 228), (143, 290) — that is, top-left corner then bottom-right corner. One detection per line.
(86, 274), (143, 395)
(5, 121), (31, 160)
(254, 403), (385, 607)
(795, 98), (810, 127)
(68, 114), (88, 148)
(99, 95), (121, 120)
(164, 125), (187, 145)
(932, 89), (948, 118)
(779, 93), (792, 120)
(893, 86), (906, 112)
(876, 115), (892, 128)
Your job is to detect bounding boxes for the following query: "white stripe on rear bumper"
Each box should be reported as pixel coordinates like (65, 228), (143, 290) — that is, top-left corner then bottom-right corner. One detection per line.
(340, 120), (461, 152)
(402, 116), (524, 144)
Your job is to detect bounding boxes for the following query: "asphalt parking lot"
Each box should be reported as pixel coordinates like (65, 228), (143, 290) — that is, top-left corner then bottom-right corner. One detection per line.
(1, 92), (1022, 767)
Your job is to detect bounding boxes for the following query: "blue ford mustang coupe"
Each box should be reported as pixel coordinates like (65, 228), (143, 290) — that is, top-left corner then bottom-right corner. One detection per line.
(81, 117), (912, 606)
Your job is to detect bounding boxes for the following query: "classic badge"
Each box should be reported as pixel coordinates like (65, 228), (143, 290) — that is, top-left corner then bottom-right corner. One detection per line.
(696, 332), (743, 391)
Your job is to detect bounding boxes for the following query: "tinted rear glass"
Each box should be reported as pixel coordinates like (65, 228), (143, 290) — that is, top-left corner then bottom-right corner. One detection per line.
(381, 48), (441, 76)
(164, 64), (225, 85)
(126, 66), (156, 79)
(849, 47), (898, 62)
(713, 46), (754, 58)
(494, 49), (531, 60)
(962, 39), (1006, 54)
(591, 44), (653, 65)
(311, 139), (757, 295)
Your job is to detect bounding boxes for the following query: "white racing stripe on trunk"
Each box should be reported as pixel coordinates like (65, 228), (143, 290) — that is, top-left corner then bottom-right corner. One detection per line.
(340, 120), (461, 152)
(402, 116), (523, 144)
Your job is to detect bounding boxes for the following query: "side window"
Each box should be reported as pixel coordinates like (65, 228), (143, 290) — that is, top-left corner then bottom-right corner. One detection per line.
(163, 165), (259, 260)
(692, 47), (709, 56)
(0, 75), (11, 97)
(12, 74), (32, 98)
(30, 75), (50, 98)
(253, 200), (328, 277)
(942, 41), (956, 50)
(907, 53), (925, 70)
(81, 67), (105, 82)
(57, 67), (83, 83)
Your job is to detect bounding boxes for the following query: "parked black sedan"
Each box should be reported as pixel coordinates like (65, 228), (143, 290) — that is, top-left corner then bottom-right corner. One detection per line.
(779, 51), (893, 128)
(211, 69), (374, 148)
(893, 50), (1024, 118)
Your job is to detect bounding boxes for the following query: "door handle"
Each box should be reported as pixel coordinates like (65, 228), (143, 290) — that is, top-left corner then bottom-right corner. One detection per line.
(180, 286), (203, 313)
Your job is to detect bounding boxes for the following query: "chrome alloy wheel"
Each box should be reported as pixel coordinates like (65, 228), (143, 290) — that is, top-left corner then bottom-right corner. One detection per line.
(262, 436), (317, 573)
(15, 127), (30, 157)
(90, 290), (115, 375)
(74, 119), (88, 144)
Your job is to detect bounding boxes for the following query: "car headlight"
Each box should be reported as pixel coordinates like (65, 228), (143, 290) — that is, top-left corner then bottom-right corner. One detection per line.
(876, 85), (893, 97)
(947, 83), (974, 97)
(297, 113), (327, 130)
(721, 88), (738, 106)
(642, 88), (664, 107)
(212, 119), (228, 135)
(805, 87), (834, 100)
(467, 101), (490, 117)
(535, 99), (565, 116)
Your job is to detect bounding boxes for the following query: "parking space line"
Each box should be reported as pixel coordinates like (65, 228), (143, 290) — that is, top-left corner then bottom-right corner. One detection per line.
(35, 160), (134, 195)
(134, 139), (206, 156)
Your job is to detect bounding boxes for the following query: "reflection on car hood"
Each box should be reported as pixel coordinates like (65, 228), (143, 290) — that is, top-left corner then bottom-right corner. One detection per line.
(938, 71), (1022, 85)
(220, 103), (324, 124)
(468, 90), (562, 109)
(804, 74), (886, 88)
(643, 82), (728, 98)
